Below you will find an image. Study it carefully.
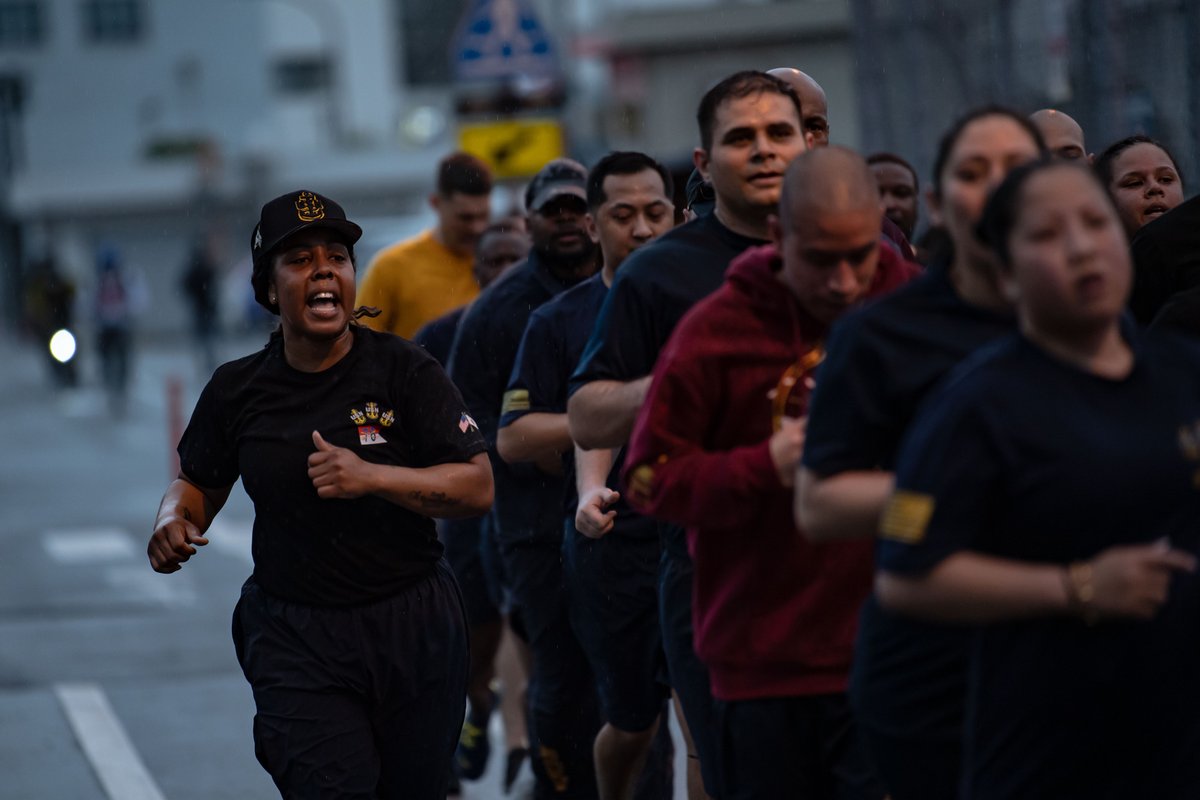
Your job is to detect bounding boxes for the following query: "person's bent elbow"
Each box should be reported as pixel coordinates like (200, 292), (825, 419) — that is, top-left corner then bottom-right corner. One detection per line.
(568, 383), (636, 451)
(795, 467), (893, 542)
(795, 468), (837, 542)
(566, 391), (604, 451)
(495, 425), (523, 465)
(460, 454), (495, 516)
(431, 454), (494, 518)
(875, 570), (925, 617)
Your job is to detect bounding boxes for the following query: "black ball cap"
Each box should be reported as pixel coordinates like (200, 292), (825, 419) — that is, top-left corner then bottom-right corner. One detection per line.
(524, 158), (588, 212)
(250, 189), (363, 313)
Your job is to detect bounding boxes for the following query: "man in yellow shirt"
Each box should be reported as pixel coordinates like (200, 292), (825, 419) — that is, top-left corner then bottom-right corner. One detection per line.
(357, 152), (494, 339)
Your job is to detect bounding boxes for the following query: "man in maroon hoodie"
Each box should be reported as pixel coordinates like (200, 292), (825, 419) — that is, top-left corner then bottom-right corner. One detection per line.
(623, 147), (915, 799)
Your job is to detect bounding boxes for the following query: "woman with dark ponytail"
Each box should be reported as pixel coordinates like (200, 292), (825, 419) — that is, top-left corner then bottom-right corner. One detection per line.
(147, 190), (493, 799)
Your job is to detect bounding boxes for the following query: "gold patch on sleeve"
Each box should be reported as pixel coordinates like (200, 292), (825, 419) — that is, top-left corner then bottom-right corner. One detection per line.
(501, 389), (530, 415)
(880, 491), (936, 544)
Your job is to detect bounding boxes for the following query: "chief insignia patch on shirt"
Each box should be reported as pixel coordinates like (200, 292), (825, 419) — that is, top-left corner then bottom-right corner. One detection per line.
(501, 389), (530, 415)
(380, 409), (395, 427)
(350, 408), (366, 424)
(358, 425), (387, 445)
(460, 412), (479, 433)
(880, 491), (935, 544)
(365, 401), (380, 420)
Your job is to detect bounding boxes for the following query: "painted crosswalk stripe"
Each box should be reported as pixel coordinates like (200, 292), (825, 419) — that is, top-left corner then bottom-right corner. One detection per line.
(43, 528), (135, 563)
(55, 683), (167, 800)
(204, 517), (253, 564)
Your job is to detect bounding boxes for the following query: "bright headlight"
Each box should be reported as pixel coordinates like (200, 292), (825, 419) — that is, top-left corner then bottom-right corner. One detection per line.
(49, 329), (76, 363)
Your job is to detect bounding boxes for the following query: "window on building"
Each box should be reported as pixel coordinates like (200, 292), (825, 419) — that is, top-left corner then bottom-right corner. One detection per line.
(273, 55), (331, 95)
(82, 0), (143, 43)
(0, 1), (44, 47)
(396, 0), (459, 86)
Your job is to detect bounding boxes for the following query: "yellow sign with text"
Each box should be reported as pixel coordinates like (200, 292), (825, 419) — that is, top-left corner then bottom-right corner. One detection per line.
(458, 119), (565, 180)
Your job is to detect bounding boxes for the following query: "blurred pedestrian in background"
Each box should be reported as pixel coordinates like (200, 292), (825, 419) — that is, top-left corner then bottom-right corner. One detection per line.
(93, 246), (146, 415)
(181, 240), (220, 375)
(23, 254), (77, 389)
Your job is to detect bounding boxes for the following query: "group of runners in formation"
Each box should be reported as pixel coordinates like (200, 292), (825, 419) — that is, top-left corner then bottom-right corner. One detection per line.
(147, 66), (1200, 800)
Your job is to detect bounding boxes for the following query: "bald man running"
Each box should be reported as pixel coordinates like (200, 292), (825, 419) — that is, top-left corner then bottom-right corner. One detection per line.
(1030, 108), (1091, 162)
(768, 66), (830, 147)
(767, 66), (921, 263)
(622, 148), (916, 799)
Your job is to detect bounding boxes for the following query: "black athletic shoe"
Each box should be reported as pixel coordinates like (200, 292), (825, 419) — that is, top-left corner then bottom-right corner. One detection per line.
(503, 746), (529, 794)
(456, 703), (493, 780)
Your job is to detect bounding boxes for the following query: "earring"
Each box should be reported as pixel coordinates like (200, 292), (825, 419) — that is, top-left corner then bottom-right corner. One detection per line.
(269, 293), (276, 304)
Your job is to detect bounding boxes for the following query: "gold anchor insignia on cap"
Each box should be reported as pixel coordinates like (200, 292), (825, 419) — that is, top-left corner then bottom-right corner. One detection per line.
(294, 191), (325, 222)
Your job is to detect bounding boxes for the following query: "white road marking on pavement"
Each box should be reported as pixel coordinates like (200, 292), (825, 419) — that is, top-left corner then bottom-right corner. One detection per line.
(43, 528), (136, 563)
(104, 565), (197, 607)
(54, 683), (168, 800)
(56, 387), (109, 419)
(204, 517), (253, 564)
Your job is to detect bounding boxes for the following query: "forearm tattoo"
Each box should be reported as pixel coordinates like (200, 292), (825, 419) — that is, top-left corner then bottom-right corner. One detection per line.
(408, 490), (451, 511)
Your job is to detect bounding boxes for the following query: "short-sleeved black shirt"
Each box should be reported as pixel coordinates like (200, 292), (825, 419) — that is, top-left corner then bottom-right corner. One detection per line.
(569, 212), (766, 393)
(880, 329), (1200, 798)
(567, 212), (766, 555)
(800, 263), (1014, 742)
(178, 326), (487, 606)
(501, 274), (656, 540)
(448, 251), (588, 545)
(1130, 194), (1200, 325)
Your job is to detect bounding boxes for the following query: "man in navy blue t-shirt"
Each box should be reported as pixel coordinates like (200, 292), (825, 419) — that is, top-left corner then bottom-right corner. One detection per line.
(447, 158), (600, 797)
(499, 151), (676, 800)
(412, 220), (528, 784)
(567, 70), (810, 797)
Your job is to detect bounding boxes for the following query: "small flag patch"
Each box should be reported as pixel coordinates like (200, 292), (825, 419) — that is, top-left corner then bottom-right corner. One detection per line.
(358, 425), (386, 445)
(460, 412), (479, 433)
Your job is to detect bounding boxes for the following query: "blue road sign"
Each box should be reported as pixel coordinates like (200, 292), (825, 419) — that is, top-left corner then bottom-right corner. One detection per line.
(451, 0), (560, 83)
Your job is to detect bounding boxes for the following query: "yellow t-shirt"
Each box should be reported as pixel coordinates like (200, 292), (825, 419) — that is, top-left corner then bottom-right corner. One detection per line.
(355, 229), (479, 340)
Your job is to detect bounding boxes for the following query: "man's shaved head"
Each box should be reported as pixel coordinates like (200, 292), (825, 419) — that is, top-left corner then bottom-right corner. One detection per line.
(1029, 109), (1089, 162)
(779, 146), (881, 232)
(773, 147), (884, 324)
(768, 67), (830, 147)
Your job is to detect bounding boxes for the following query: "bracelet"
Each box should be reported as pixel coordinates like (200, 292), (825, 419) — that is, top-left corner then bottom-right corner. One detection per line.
(1063, 561), (1099, 626)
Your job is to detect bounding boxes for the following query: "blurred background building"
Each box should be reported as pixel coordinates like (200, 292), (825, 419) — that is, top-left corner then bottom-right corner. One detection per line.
(0, 0), (1196, 336)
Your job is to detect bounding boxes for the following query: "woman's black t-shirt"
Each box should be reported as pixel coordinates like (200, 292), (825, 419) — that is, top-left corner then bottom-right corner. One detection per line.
(801, 264), (1014, 744)
(881, 328), (1200, 799)
(178, 326), (487, 606)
